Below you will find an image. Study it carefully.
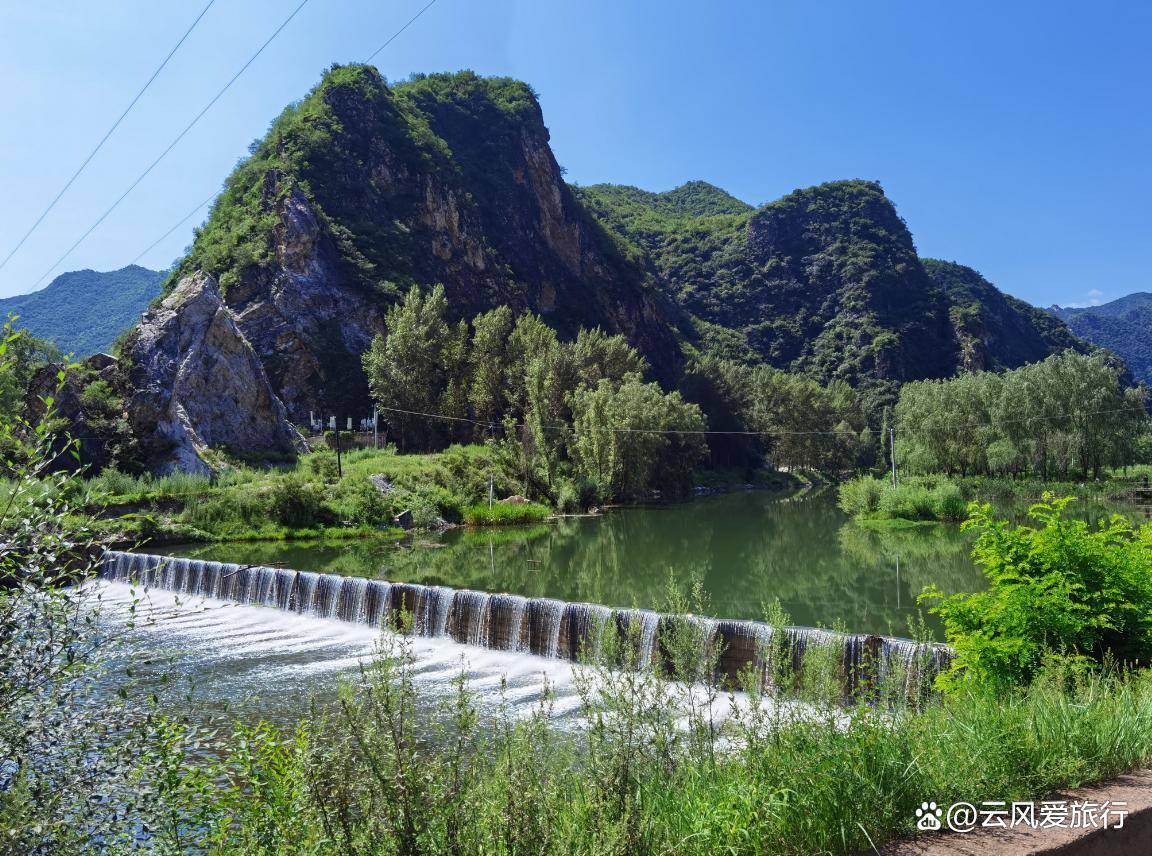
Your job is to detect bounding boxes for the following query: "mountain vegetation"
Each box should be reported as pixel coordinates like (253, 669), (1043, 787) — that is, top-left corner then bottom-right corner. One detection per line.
(0, 265), (162, 356)
(579, 180), (1093, 408)
(922, 259), (1088, 372)
(1052, 293), (1152, 384)
(152, 64), (1088, 436)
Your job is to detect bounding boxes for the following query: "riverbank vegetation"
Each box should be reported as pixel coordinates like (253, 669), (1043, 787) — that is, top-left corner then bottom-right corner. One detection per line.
(894, 350), (1147, 478)
(7, 325), (1152, 853)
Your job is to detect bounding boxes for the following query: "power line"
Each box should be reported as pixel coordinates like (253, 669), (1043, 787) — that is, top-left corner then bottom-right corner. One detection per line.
(365, 0), (440, 63)
(370, 403), (1146, 439)
(116, 0), (441, 280)
(130, 193), (219, 267)
(0, 0), (217, 276)
(29, 0), (313, 291)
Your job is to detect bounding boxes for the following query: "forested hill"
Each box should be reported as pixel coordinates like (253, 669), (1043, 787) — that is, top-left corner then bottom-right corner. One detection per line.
(1052, 294), (1152, 384)
(578, 179), (1088, 390)
(0, 265), (162, 355)
(153, 64), (1086, 422)
(166, 64), (682, 420)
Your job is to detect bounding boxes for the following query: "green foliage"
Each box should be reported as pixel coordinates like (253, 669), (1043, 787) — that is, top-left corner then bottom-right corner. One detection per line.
(462, 501), (550, 526)
(925, 496), (1152, 692)
(364, 287), (705, 504)
(268, 477), (331, 529)
(568, 373), (707, 501)
(307, 449), (339, 480)
(839, 475), (971, 523)
(895, 350), (1148, 478)
(837, 474), (885, 518)
(332, 477), (395, 527)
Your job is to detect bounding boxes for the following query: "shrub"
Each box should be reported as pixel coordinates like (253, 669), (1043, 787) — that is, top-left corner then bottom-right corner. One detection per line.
(307, 450), (340, 481)
(554, 479), (581, 514)
(928, 482), (966, 522)
(463, 501), (550, 526)
(336, 478), (395, 527)
(391, 483), (463, 527)
(923, 495), (1152, 692)
(837, 475), (883, 517)
(877, 482), (935, 520)
(267, 477), (331, 529)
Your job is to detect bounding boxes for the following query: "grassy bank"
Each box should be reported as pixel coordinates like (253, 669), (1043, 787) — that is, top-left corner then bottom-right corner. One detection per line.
(74, 444), (552, 543)
(134, 641), (1152, 855)
(839, 470), (1147, 523)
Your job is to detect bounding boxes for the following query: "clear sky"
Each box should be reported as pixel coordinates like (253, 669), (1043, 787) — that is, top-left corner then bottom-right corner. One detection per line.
(1, 0), (1148, 306)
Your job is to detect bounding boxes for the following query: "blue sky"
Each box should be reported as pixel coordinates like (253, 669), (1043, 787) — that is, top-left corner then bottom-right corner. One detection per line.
(1, 0), (1148, 306)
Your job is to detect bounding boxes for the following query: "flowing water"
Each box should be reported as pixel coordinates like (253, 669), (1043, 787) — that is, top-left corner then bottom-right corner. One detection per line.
(150, 490), (983, 639)
(106, 490), (1134, 725)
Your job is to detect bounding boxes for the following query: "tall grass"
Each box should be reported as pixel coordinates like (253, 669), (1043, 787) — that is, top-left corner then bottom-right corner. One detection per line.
(839, 475), (966, 522)
(463, 501), (551, 526)
(147, 636), (1152, 856)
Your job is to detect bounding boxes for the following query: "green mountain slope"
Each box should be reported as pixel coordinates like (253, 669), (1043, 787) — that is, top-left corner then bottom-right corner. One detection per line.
(579, 179), (1085, 392)
(0, 265), (163, 355)
(923, 259), (1089, 372)
(1052, 294), (1152, 383)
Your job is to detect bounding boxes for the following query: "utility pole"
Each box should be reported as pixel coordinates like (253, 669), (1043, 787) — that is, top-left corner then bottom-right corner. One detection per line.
(889, 426), (898, 488)
(488, 473), (494, 510)
(334, 417), (343, 479)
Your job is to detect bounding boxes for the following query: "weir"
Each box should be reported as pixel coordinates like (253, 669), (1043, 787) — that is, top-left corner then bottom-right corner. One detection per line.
(98, 551), (951, 697)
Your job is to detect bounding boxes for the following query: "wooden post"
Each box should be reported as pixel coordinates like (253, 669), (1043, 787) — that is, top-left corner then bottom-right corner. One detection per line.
(889, 427), (898, 488)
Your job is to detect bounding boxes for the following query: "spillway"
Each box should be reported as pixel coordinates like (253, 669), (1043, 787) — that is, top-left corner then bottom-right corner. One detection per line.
(99, 550), (951, 697)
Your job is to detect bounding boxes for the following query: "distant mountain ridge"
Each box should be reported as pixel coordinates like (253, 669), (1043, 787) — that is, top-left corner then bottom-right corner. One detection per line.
(0, 265), (163, 355)
(1051, 294), (1152, 383)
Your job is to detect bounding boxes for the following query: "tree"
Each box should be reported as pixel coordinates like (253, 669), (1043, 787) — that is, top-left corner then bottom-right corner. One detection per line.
(925, 496), (1152, 691)
(467, 306), (514, 430)
(569, 374), (707, 501)
(363, 285), (463, 450)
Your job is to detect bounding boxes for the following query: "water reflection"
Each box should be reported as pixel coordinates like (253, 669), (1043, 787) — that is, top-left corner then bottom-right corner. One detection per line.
(152, 492), (1007, 639)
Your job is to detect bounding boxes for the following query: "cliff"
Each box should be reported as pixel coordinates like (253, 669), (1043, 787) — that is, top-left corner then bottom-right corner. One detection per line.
(167, 65), (682, 422)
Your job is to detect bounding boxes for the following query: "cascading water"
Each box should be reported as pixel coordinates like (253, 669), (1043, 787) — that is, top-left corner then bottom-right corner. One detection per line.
(451, 590), (492, 647)
(526, 598), (567, 658)
(98, 550), (951, 696)
(487, 594), (527, 652)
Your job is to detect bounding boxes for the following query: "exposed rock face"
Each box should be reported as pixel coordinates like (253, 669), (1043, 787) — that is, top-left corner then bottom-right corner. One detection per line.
(225, 186), (389, 422)
(123, 272), (303, 474)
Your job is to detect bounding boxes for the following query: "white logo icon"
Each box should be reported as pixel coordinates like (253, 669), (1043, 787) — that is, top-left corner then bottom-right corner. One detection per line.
(916, 801), (943, 831)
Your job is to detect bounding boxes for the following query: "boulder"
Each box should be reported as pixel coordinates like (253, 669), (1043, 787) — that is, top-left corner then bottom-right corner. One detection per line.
(123, 272), (304, 474)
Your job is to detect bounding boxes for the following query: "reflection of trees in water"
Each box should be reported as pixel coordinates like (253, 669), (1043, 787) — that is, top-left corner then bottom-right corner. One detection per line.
(161, 493), (1001, 639)
(836, 523), (983, 596)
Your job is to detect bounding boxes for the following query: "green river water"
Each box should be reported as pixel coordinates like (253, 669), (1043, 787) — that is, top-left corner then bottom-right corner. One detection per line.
(150, 489), (1003, 640)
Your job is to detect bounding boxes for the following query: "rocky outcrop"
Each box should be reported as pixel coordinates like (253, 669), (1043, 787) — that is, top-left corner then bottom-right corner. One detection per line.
(173, 67), (682, 425)
(123, 272), (303, 474)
